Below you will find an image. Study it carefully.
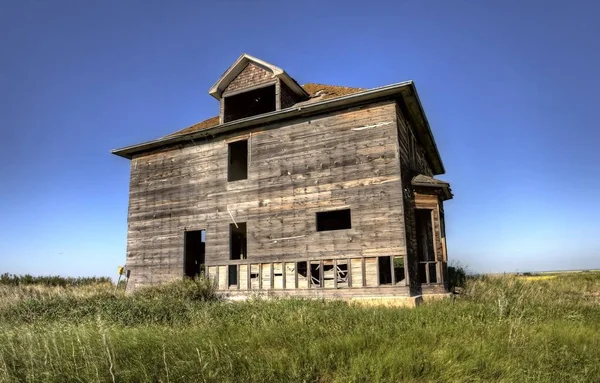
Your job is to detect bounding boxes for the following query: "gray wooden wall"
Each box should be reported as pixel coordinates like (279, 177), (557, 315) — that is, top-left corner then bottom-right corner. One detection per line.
(125, 101), (409, 290)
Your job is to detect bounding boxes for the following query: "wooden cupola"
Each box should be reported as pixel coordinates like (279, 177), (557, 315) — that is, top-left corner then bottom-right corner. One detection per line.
(208, 54), (309, 124)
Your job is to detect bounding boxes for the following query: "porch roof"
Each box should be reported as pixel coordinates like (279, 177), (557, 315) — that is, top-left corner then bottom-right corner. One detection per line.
(411, 175), (453, 200)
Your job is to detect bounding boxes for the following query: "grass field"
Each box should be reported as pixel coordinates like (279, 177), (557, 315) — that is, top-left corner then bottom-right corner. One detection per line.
(0, 273), (598, 382)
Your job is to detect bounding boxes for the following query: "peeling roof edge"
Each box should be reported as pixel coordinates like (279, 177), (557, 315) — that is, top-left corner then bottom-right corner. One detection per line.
(111, 81), (446, 175)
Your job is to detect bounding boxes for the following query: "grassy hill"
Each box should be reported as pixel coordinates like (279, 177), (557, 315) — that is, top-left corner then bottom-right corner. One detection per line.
(0, 272), (598, 382)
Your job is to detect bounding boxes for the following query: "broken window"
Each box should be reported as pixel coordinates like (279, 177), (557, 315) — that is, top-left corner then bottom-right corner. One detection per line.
(335, 260), (349, 288)
(230, 222), (247, 260)
(394, 256), (406, 285)
(310, 261), (321, 287)
(223, 85), (276, 122)
(228, 140), (248, 181)
(316, 209), (351, 231)
(378, 256), (393, 285)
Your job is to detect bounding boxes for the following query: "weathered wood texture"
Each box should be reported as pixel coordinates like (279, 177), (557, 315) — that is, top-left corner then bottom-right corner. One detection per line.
(223, 63), (274, 94)
(125, 101), (409, 290)
(396, 103), (447, 292)
(280, 81), (299, 109)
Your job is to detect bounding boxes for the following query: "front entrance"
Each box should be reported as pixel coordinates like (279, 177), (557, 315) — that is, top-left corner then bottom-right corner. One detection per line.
(415, 209), (438, 284)
(184, 230), (205, 278)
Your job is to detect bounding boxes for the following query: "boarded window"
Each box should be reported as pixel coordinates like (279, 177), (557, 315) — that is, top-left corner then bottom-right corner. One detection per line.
(228, 140), (248, 181)
(230, 222), (247, 260)
(316, 209), (351, 231)
(223, 85), (276, 122)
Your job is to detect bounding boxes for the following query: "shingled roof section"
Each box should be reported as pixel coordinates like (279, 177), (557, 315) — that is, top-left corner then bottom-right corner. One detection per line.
(165, 83), (366, 138)
(301, 83), (366, 100)
(411, 174), (450, 187)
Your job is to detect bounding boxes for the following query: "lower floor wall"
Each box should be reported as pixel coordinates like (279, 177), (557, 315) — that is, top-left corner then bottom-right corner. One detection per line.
(203, 256), (448, 298)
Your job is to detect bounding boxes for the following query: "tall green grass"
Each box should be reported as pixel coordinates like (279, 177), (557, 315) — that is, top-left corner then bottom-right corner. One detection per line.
(0, 273), (598, 382)
(0, 273), (111, 287)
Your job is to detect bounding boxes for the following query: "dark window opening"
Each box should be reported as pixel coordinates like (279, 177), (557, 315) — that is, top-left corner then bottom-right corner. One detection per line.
(223, 85), (276, 122)
(378, 256), (393, 285)
(184, 230), (205, 278)
(228, 140), (248, 182)
(230, 222), (247, 260)
(419, 262), (428, 284)
(316, 209), (352, 232)
(297, 261), (308, 278)
(228, 265), (238, 287)
(428, 263), (438, 283)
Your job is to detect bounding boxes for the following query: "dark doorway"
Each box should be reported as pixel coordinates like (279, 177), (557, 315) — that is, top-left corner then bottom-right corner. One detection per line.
(184, 230), (205, 278)
(415, 209), (435, 283)
(230, 222), (247, 260)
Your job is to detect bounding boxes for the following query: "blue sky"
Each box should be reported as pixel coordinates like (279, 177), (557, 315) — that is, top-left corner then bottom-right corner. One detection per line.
(1, 0), (598, 277)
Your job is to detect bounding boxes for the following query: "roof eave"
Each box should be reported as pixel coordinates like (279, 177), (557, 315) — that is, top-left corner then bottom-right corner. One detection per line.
(413, 85), (446, 175)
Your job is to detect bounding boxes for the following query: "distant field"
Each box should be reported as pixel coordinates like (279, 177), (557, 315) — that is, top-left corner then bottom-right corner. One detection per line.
(0, 272), (598, 382)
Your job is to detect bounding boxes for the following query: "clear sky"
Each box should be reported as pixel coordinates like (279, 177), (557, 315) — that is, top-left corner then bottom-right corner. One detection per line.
(1, 0), (599, 278)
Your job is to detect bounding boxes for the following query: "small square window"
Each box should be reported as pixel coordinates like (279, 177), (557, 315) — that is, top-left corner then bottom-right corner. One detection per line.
(316, 209), (351, 231)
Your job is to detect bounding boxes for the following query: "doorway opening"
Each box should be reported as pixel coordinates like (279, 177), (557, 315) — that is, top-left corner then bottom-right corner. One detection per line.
(230, 222), (247, 260)
(415, 209), (436, 283)
(184, 230), (205, 278)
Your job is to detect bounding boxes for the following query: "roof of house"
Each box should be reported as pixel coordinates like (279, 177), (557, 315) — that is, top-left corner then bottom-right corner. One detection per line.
(112, 52), (446, 174)
(166, 83), (365, 138)
(411, 174), (450, 187)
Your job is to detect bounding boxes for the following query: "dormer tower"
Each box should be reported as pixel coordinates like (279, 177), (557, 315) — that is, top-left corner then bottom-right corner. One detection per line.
(208, 54), (309, 123)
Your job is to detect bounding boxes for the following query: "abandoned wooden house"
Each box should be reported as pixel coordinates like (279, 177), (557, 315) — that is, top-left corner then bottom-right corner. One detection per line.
(112, 53), (453, 299)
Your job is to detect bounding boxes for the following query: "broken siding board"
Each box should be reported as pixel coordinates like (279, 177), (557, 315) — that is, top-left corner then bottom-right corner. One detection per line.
(364, 258), (378, 287)
(350, 258), (363, 288)
(218, 266), (227, 290)
(239, 264), (248, 289)
(261, 263), (271, 289)
(250, 264), (260, 290)
(274, 263), (283, 289)
(285, 262), (296, 289)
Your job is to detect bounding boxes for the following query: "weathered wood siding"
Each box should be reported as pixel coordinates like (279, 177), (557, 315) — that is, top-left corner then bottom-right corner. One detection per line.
(125, 101), (407, 290)
(223, 63), (274, 94)
(280, 81), (299, 109)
